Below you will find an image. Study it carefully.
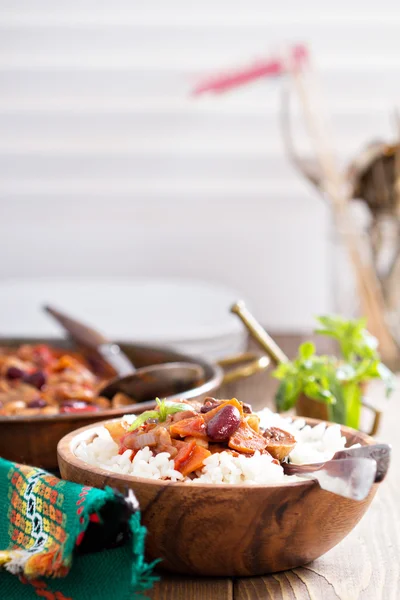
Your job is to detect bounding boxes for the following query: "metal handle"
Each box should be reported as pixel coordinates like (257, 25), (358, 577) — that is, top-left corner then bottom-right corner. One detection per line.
(285, 457), (377, 501)
(333, 443), (391, 482)
(44, 305), (110, 348)
(217, 352), (270, 384)
(361, 400), (382, 437)
(232, 301), (383, 436)
(98, 343), (136, 378)
(44, 305), (136, 377)
(231, 301), (289, 364)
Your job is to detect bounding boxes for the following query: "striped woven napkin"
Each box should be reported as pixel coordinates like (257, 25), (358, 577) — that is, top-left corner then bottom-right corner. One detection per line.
(0, 458), (158, 599)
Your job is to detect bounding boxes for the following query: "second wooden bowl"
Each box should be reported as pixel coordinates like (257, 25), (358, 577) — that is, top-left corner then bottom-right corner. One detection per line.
(58, 418), (379, 577)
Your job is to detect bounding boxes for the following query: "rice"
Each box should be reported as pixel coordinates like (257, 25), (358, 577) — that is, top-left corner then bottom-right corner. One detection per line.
(74, 429), (185, 482)
(73, 408), (351, 485)
(256, 407), (349, 465)
(191, 450), (288, 485)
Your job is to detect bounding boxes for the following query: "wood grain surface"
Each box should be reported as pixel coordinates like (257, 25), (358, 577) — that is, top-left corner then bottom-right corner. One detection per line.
(148, 577), (232, 600)
(145, 334), (400, 600)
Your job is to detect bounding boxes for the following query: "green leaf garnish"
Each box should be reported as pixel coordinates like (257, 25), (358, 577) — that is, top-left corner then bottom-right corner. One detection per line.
(299, 341), (315, 360)
(128, 410), (159, 431)
(127, 398), (192, 431)
(315, 315), (378, 361)
(273, 314), (395, 428)
(164, 402), (194, 414)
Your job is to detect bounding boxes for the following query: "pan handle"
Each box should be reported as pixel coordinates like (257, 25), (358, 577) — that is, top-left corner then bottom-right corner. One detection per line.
(217, 352), (270, 384)
(361, 400), (382, 437)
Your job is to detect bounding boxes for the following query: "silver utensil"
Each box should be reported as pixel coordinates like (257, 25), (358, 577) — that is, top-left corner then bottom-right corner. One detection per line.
(44, 305), (135, 377)
(44, 305), (205, 401)
(99, 361), (205, 401)
(333, 443), (391, 483)
(283, 457), (377, 501)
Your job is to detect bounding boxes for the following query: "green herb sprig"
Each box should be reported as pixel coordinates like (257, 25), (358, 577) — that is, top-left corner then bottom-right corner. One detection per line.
(127, 398), (191, 432)
(273, 316), (395, 428)
(314, 315), (378, 361)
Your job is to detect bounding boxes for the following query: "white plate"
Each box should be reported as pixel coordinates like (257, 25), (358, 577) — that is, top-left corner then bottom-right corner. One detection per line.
(0, 278), (248, 356)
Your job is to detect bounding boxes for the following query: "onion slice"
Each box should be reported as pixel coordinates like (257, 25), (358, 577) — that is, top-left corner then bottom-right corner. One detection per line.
(123, 431), (157, 450)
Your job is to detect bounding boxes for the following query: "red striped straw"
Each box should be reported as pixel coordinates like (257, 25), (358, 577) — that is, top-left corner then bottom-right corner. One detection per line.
(192, 44), (308, 96)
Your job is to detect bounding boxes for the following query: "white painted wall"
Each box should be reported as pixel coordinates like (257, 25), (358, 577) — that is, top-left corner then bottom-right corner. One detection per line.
(1, 1), (399, 329)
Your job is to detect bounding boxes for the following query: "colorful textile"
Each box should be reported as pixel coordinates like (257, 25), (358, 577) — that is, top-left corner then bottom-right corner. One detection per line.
(0, 458), (157, 599)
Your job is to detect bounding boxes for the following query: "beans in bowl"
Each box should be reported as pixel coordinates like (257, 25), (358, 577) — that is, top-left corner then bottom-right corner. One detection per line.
(0, 344), (131, 416)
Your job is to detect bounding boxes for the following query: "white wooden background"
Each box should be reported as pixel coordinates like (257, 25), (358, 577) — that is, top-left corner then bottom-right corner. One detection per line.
(1, 0), (400, 329)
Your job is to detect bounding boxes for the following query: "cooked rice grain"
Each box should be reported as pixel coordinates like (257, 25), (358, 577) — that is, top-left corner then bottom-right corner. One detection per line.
(74, 408), (350, 484)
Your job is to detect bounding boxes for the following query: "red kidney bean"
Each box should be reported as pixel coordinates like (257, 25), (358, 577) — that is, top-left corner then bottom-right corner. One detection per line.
(27, 398), (47, 409)
(6, 366), (26, 380)
(24, 370), (47, 390)
(206, 405), (241, 442)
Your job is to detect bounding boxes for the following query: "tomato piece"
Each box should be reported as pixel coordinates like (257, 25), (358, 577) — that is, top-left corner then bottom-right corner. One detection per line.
(170, 415), (207, 439)
(174, 440), (196, 472)
(174, 440), (211, 476)
(52, 355), (81, 372)
(180, 445), (211, 476)
(33, 344), (56, 367)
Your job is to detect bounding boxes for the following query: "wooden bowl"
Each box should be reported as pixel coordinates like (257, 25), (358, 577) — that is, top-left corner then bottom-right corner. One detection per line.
(58, 417), (379, 577)
(0, 338), (223, 469)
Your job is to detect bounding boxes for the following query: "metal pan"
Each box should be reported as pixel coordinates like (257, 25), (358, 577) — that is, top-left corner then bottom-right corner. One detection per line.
(0, 337), (269, 469)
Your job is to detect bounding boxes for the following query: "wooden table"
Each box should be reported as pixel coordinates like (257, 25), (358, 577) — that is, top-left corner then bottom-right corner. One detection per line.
(148, 335), (400, 600)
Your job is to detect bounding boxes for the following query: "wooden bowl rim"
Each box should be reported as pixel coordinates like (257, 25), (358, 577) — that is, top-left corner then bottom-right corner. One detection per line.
(57, 415), (376, 491)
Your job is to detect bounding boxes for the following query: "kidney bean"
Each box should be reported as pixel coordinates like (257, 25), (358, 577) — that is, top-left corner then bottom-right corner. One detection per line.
(206, 405), (241, 442)
(6, 366), (26, 380)
(27, 398), (47, 409)
(24, 370), (47, 390)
